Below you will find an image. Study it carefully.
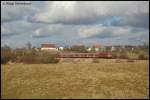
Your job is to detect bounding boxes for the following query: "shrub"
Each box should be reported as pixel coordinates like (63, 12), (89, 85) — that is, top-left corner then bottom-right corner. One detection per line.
(127, 59), (134, 62)
(1, 56), (8, 64)
(92, 58), (99, 63)
(41, 55), (59, 64)
(21, 55), (37, 64)
(1, 49), (12, 64)
(73, 59), (80, 63)
(119, 52), (128, 59)
(115, 59), (122, 63)
(117, 51), (128, 59)
(20, 53), (59, 64)
(111, 51), (120, 59)
(138, 54), (148, 60)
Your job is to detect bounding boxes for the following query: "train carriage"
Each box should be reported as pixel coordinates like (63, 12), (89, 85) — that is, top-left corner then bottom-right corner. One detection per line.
(57, 52), (112, 58)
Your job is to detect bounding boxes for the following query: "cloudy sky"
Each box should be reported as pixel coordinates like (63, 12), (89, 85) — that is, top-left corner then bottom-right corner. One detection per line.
(1, 1), (149, 48)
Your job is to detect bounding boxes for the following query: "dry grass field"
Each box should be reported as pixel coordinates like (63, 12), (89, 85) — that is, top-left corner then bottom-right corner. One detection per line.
(1, 59), (149, 99)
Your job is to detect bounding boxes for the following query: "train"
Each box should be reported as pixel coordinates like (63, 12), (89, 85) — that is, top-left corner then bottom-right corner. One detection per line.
(57, 52), (112, 58)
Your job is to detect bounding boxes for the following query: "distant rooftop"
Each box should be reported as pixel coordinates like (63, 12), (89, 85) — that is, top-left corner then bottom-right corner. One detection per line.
(41, 43), (56, 48)
(93, 43), (101, 48)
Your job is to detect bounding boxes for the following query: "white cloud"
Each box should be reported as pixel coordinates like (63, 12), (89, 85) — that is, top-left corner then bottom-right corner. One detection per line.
(1, 20), (37, 36)
(1, 1), (37, 22)
(1, 1), (149, 48)
(32, 1), (149, 28)
(1, 25), (11, 34)
(77, 25), (133, 38)
(32, 24), (65, 37)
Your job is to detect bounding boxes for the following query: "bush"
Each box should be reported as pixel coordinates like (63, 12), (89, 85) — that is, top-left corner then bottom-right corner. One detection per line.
(41, 55), (59, 64)
(1, 56), (8, 64)
(138, 54), (148, 60)
(1, 55), (16, 64)
(1, 48), (18, 64)
(21, 55), (37, 64)
(127, 58), (134, 62)
(92, 58), (99, 63)
(119, 52), (128, 59)
(20, 53), (60, 64)
(115, 59), (123, 63)
(111, 51), (120, 59)
(117, 51), (128, 59)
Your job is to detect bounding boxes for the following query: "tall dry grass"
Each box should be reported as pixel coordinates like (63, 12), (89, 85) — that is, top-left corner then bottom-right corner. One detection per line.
(1, 59), (149, 99)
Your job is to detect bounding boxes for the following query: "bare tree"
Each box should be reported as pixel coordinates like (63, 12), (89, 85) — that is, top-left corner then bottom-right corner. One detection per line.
(26, 42), (32, 49)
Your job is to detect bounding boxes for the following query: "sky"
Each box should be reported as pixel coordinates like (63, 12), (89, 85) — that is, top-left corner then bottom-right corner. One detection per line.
(1, 1), (149, 48)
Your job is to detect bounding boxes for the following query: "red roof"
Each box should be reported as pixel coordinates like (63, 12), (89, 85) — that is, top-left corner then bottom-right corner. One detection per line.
(41, 43), (56, 48)
(93, 44), (101, 48)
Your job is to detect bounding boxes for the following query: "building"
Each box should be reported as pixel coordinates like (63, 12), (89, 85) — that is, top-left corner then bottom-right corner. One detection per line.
(41, 43), (58, 51)
(87, 48), (91, 51)
(111, 46), (115, 51)
(93, 43), (101, 52)
(93, 44), (101, 48)
(59, 47), (64, 51)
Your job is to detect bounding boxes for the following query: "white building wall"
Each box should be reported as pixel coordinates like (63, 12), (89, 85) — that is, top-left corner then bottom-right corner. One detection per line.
(95, 48), (99, 51)
(87, 48), (91, 51)
(59, 47), (64, 50)
(41, 48), (58, 51)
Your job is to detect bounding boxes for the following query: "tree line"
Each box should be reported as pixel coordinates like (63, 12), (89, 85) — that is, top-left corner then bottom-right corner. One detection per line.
(1, 45), (59, 64)
(1, 42), (149, 64)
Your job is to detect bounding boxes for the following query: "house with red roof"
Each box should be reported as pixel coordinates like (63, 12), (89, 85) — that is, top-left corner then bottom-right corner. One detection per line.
(41, 43), (58, 51)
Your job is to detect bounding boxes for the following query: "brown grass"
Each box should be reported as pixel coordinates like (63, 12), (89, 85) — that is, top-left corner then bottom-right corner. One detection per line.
(1, 59), (149, 99)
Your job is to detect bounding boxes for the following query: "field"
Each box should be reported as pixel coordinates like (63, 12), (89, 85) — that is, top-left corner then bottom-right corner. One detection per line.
(1, 59), (149, 99)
